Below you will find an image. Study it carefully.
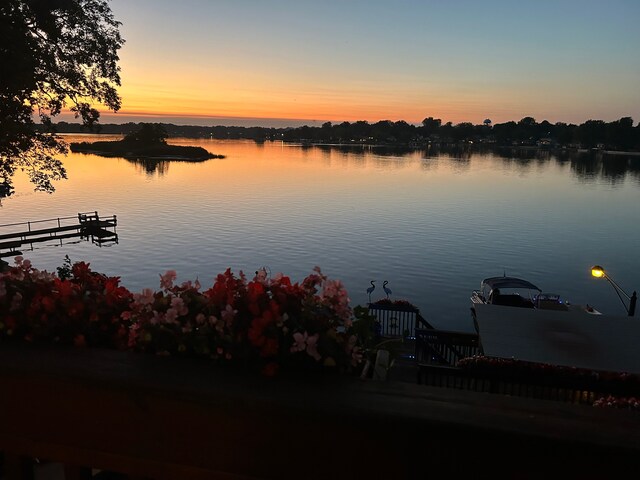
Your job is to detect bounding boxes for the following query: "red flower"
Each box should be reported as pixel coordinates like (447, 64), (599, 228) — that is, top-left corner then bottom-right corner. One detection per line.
(41, 296), (56, 313)
(54, 278), (76, 298)
(71, 261), (92, 280)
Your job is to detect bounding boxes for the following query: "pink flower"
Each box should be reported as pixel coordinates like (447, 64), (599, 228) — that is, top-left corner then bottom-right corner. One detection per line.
(306, 333), (321, 361)
(134, 288), (155, 306)
(170, 296), (188, 316)
(159, 270), (177, 290)
(128, 323), (140, 348)
(291, 332), (307, 353)
(255, 268), (268, 283)
(165, 308), (178, 323)
(290, 331), (321, 361)
(221, 304), (236, 326)
(321, 279), (352, 322)
(150, 311), (163, 325)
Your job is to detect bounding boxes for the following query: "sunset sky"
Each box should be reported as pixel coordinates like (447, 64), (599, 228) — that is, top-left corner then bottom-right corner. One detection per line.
(95, 0), (640, 127)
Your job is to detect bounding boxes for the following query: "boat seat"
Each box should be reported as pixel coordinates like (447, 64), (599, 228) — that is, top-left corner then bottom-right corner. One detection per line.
(492, 294), (534, 308)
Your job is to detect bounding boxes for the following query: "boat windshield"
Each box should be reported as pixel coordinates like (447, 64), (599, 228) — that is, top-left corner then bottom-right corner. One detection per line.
(480, 277), (541, 292)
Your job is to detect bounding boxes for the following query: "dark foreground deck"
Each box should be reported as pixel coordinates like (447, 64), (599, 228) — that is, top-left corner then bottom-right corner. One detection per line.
(0, 345), (639, 479)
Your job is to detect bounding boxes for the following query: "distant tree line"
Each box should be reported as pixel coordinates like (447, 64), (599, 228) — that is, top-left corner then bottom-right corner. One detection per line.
(51, 115), (640, 151)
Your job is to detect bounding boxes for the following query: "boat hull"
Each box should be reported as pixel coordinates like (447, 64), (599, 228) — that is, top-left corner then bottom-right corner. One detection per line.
(473, 303), (640, 374)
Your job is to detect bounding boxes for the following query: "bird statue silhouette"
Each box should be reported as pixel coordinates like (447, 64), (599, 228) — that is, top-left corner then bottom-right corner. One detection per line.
(366, 280), (376, 303)
(383, 280), (392, 299)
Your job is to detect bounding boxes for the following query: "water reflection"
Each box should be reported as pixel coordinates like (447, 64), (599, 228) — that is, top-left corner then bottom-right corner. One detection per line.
(2, 136), (639, 333)
(124, 157), (211, 177)
(126, 158), (172, 176)
(307, 144), (640, 185)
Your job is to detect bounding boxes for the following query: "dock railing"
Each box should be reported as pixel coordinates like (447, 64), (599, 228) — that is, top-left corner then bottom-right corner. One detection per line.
(415, 328), (482, 370)
(367, 302), (434, 339)
(0, 212), (118, 257)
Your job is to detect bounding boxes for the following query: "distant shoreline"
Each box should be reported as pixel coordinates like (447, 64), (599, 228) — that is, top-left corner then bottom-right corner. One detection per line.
(65, 134), (640, 157)
(51, 118), (640, 156)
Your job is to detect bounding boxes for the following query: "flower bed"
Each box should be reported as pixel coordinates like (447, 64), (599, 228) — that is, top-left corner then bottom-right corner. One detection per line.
(457, 355), (640, 410)
(0, 257), (376, 376)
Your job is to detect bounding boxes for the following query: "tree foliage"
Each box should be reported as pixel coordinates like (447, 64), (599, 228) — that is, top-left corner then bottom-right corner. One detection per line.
(123, 123), (168, 145)
(0, 0), (124, 195)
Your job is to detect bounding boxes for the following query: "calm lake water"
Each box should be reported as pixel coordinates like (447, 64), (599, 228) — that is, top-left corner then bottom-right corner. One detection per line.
(2, 135), (640, 332)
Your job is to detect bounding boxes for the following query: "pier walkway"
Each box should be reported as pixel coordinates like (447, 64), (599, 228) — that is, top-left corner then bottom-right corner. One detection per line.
(0, 212), (118, 260)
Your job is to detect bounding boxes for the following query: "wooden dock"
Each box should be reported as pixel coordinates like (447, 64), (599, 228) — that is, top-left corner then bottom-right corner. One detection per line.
(0, 211), (118, 259)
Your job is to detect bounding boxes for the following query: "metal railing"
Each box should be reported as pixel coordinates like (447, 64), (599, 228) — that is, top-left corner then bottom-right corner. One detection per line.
(367, 303), (434, 339)
(415, 328), (481, 368)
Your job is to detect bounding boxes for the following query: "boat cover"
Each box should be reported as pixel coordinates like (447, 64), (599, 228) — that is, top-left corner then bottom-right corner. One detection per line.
(481, 276), (541, 292)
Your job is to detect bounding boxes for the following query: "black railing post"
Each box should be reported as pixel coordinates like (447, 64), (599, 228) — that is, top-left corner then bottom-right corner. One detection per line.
(630, 291), (637, 317)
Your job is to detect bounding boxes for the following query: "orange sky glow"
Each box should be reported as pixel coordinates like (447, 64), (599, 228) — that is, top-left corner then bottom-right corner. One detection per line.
(80, 0), (640, 128)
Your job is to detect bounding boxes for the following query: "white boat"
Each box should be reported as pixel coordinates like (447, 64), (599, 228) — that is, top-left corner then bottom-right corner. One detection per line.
(469, 276), (640, 375)
(470, 275), (597, 312)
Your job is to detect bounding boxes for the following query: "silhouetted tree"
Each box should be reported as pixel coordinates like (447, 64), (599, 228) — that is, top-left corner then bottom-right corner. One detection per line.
(452, 122), (474, 142)
(492, 121), (517, 144)
(421, 117), (442, 136)
(0, 0), (123, 194)
(439, 122), (454, 142)
(554, 122), (576, 145)
(577, 120), (607, 148)
(124, 124), (168, 144)
(607, 117), (635, 150)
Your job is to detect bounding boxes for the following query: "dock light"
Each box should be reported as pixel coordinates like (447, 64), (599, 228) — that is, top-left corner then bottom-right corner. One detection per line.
(590, 265), (637, 316)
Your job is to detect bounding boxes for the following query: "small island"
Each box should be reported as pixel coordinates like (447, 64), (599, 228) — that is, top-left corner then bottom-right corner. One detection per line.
(70, 124), (224, 161)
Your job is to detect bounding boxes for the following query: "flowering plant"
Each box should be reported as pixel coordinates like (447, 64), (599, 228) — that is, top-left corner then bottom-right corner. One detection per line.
(0, 258), (372, 376)
(0, 256), (132, 348)
(125, 266), (364, 376)
(593, 395), (640, 410)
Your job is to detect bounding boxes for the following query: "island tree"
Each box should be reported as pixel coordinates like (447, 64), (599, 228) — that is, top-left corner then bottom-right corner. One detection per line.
(0, 0), (124, 195)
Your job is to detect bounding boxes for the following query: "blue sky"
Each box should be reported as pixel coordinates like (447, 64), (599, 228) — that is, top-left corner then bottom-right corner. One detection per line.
(100, 0), (640, 126)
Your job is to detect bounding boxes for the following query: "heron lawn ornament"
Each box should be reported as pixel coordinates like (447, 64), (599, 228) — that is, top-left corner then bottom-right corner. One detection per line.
(383, 280), (392, 299)
(367, 280), (376, 302)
